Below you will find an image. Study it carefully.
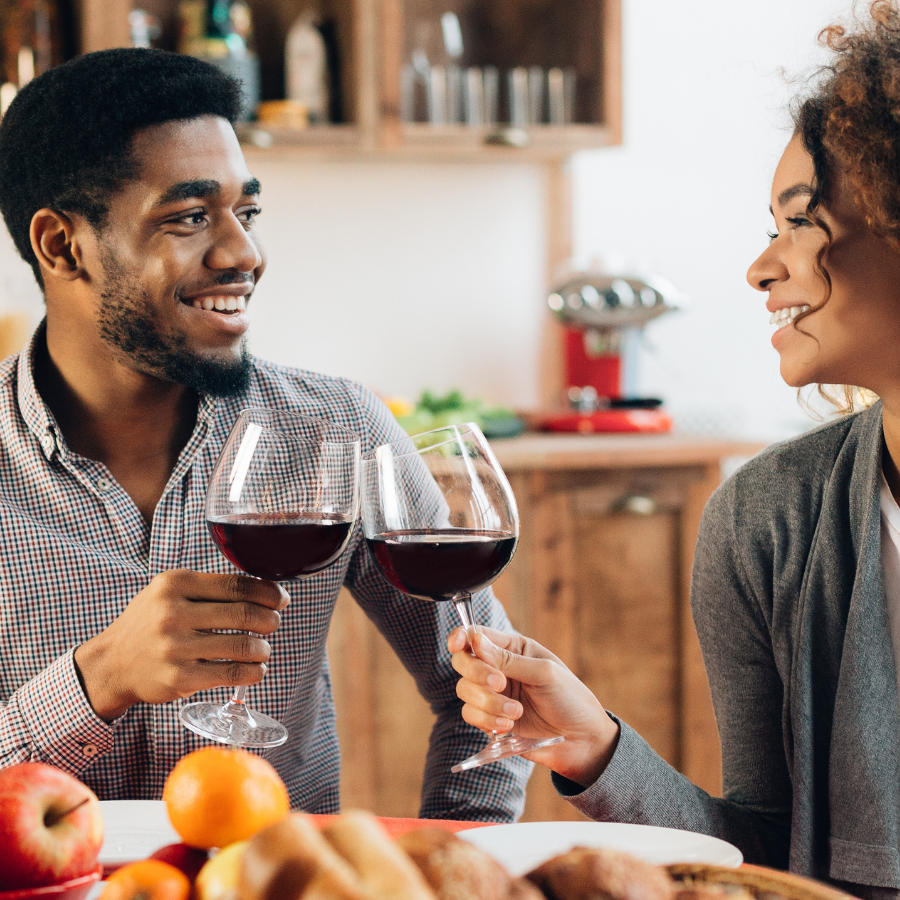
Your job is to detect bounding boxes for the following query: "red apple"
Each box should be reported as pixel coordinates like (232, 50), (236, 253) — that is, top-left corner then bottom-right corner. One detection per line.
(150, 842), (209, 883)
(0, 762), (104, 890)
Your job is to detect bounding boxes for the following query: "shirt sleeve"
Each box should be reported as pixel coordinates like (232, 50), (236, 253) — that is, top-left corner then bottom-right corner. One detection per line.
(551, 477), (792, 868)
(0, 648), (117, 773)
(342, 385), (532, 822)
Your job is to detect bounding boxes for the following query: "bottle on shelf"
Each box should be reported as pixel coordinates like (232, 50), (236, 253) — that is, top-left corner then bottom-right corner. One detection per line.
(284, 11), (329, 124)
(0, 0), (62, 112)
(176, 0), (260, 121)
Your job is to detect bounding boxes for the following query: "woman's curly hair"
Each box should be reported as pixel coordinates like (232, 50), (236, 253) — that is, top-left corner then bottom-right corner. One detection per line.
(793, 0), (900, 415)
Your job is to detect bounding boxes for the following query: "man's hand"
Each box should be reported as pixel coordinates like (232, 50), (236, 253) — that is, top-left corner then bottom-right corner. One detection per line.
(448, 626), (620, 789)
(73, 570), (290, 721)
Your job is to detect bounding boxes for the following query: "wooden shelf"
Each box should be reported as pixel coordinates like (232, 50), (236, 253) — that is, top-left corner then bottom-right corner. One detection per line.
(74, 0), (621, 161)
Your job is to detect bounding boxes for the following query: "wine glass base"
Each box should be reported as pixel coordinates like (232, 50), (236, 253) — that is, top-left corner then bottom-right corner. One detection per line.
(179, 701), (288, 749)
(451, 733), (565, 773)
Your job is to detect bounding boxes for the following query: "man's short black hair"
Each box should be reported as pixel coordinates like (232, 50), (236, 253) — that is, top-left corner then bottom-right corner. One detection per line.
(0, 48), (243, 284)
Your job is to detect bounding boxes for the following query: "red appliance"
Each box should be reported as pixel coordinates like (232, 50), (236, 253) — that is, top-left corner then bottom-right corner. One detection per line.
(535, 273), (683, 434)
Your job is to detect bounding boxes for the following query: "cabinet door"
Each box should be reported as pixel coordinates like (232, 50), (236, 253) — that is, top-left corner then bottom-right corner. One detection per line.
(494, 465), (723, 822)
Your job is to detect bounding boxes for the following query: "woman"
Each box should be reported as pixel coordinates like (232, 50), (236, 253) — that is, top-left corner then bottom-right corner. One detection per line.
(449, 3), (900, 896)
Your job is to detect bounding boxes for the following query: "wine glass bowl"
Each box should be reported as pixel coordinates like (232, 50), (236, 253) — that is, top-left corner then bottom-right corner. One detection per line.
(180, 407), (360, 748)
(361, 422), (563, 772)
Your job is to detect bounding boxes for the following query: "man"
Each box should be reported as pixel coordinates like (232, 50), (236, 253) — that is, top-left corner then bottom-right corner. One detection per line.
(0, 48), (529, 820)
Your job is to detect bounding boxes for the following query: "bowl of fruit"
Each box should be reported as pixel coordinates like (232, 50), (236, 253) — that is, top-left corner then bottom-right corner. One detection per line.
(0, 870), (101, 900)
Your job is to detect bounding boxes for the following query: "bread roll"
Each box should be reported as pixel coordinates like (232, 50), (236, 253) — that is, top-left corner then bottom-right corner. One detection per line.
(302, 867), (376, 900)
(323, 811), (437, 900)
(676, 887), (754, 900)
(240, 812), (370, 900)
(396, 827), (542, 900)
(526, 847), (676, 900)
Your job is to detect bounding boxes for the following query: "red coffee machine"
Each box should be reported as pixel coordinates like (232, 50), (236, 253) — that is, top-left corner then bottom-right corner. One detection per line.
(537, 271), (683, 433)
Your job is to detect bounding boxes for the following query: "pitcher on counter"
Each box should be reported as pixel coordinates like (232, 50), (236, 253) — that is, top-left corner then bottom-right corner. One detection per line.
(0, 48), (530, 821)
(451, 2), (900, 896)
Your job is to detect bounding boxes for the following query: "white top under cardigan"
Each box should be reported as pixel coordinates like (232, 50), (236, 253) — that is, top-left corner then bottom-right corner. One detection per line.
(881, 474), (900, 701)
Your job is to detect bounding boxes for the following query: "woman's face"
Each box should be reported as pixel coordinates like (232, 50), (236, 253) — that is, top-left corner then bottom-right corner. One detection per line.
(747, 134), (900, 396)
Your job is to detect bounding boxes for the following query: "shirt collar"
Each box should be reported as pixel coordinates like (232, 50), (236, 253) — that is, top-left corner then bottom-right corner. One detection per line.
(17, 319), (60, 461)
(16, 317), (220, 463)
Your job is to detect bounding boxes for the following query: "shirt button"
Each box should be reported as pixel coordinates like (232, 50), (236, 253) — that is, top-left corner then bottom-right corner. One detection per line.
(96, 478), (112, 492)
(81, 743), (99, 758)
(40, 434), (54, 456)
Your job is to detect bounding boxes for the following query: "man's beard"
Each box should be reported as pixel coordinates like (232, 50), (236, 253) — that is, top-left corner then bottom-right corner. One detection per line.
(95, 253), (252, 398)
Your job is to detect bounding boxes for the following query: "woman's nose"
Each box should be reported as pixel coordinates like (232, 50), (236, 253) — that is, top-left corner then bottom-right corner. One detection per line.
(746, 241), (786, 292)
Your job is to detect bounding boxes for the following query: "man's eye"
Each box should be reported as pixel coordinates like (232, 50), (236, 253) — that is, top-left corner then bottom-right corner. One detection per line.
(172, 211), (206, 226)
(239, 206), (261, 224)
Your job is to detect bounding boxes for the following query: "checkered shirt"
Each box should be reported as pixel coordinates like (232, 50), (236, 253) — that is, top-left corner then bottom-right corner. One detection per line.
(0, 325), (531, 821)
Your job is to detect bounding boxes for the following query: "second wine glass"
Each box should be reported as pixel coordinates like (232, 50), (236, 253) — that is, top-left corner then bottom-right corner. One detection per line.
(179, 407), (360, 749)
(360, 422), (563, 772)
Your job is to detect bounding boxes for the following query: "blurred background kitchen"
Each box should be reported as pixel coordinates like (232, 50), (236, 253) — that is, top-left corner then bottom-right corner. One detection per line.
(0, 0), (847, 443)
(0, 0), (852, 819)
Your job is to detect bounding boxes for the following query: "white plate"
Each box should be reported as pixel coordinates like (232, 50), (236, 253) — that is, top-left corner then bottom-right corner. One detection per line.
(99, 800), (181, 866)
(458, 821), (743, 876)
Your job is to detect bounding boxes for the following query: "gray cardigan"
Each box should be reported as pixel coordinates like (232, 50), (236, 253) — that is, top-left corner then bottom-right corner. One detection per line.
(556, 402), (900, 898)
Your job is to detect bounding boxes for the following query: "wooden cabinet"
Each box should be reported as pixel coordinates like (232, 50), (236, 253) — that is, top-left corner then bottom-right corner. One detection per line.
(72, 0), (621, 160)
(327, 433), (765, 820)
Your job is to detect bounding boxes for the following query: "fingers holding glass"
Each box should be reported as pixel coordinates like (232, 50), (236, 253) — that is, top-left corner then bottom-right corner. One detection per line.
(179, 408), (360, 749)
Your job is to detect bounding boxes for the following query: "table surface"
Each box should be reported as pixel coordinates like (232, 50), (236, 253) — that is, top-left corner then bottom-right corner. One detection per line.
(490, 432), (767, 471)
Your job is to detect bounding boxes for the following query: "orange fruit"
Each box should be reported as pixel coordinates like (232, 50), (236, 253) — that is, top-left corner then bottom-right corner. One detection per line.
(101, 859), (191, 900)
(163, 746), (290, 850)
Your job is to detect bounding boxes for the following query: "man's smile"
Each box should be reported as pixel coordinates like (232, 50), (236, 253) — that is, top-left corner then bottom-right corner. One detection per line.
(188, 294), (247, 313)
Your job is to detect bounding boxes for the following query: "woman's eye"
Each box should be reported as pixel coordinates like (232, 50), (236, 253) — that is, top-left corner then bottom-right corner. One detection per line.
(786, 215), (811, 228)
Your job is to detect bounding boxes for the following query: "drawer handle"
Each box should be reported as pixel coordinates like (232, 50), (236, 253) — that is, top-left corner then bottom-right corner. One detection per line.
(614, 495), (657, 515)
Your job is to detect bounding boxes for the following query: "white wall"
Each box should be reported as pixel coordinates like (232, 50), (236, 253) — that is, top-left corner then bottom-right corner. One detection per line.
(571, 0), (849, 441)
(0, 0), (857, 442)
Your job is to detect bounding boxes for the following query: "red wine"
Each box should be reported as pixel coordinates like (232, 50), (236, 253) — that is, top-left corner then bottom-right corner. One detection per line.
(208, 512), (353, 581)
(366, 529), (517, 602)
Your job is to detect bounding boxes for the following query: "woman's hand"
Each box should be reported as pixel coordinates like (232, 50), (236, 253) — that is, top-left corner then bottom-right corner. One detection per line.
(448, 626), (620, 789)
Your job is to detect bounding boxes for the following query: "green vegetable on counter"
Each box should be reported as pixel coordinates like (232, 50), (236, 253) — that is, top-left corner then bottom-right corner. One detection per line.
(392, 389), (524, 439)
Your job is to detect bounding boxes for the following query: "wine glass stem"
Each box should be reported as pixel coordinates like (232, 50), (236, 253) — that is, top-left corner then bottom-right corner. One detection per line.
(231, 685), (248, 705)
(453, 593), (512, 746)
(453, 593), (478, 649)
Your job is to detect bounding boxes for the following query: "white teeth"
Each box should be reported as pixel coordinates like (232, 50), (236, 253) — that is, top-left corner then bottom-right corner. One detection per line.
(188, 294), (248, 312)
(770, 304), (810, 329)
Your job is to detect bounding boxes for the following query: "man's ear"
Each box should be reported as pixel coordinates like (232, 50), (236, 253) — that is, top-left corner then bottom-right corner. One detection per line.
(29, 209), (86, 282)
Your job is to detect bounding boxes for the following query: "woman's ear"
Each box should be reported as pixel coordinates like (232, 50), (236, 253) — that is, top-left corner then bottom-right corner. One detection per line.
(29, 209), (85, 282)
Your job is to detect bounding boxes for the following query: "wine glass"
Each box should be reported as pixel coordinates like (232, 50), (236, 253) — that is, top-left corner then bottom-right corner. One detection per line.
(360, 421), (563, 772)
(179, 407), (360, 748)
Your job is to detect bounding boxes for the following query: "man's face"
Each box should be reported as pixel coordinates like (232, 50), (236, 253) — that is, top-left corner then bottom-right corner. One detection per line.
(89, 115), (266, 395)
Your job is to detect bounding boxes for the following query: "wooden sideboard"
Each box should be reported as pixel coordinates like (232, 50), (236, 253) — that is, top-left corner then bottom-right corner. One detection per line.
(326, 432), (766, 821)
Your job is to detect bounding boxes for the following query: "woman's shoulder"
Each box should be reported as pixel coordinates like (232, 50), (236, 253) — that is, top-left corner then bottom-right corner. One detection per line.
(707, 404), (880, 531)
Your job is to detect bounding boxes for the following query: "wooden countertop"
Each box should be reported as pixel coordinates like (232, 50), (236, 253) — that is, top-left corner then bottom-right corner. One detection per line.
(489, 432), (768, 472)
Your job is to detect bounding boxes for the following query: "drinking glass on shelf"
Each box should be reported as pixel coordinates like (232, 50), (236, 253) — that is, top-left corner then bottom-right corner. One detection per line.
(179, 407), (360, 749)
(360, 422), (564, 772)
